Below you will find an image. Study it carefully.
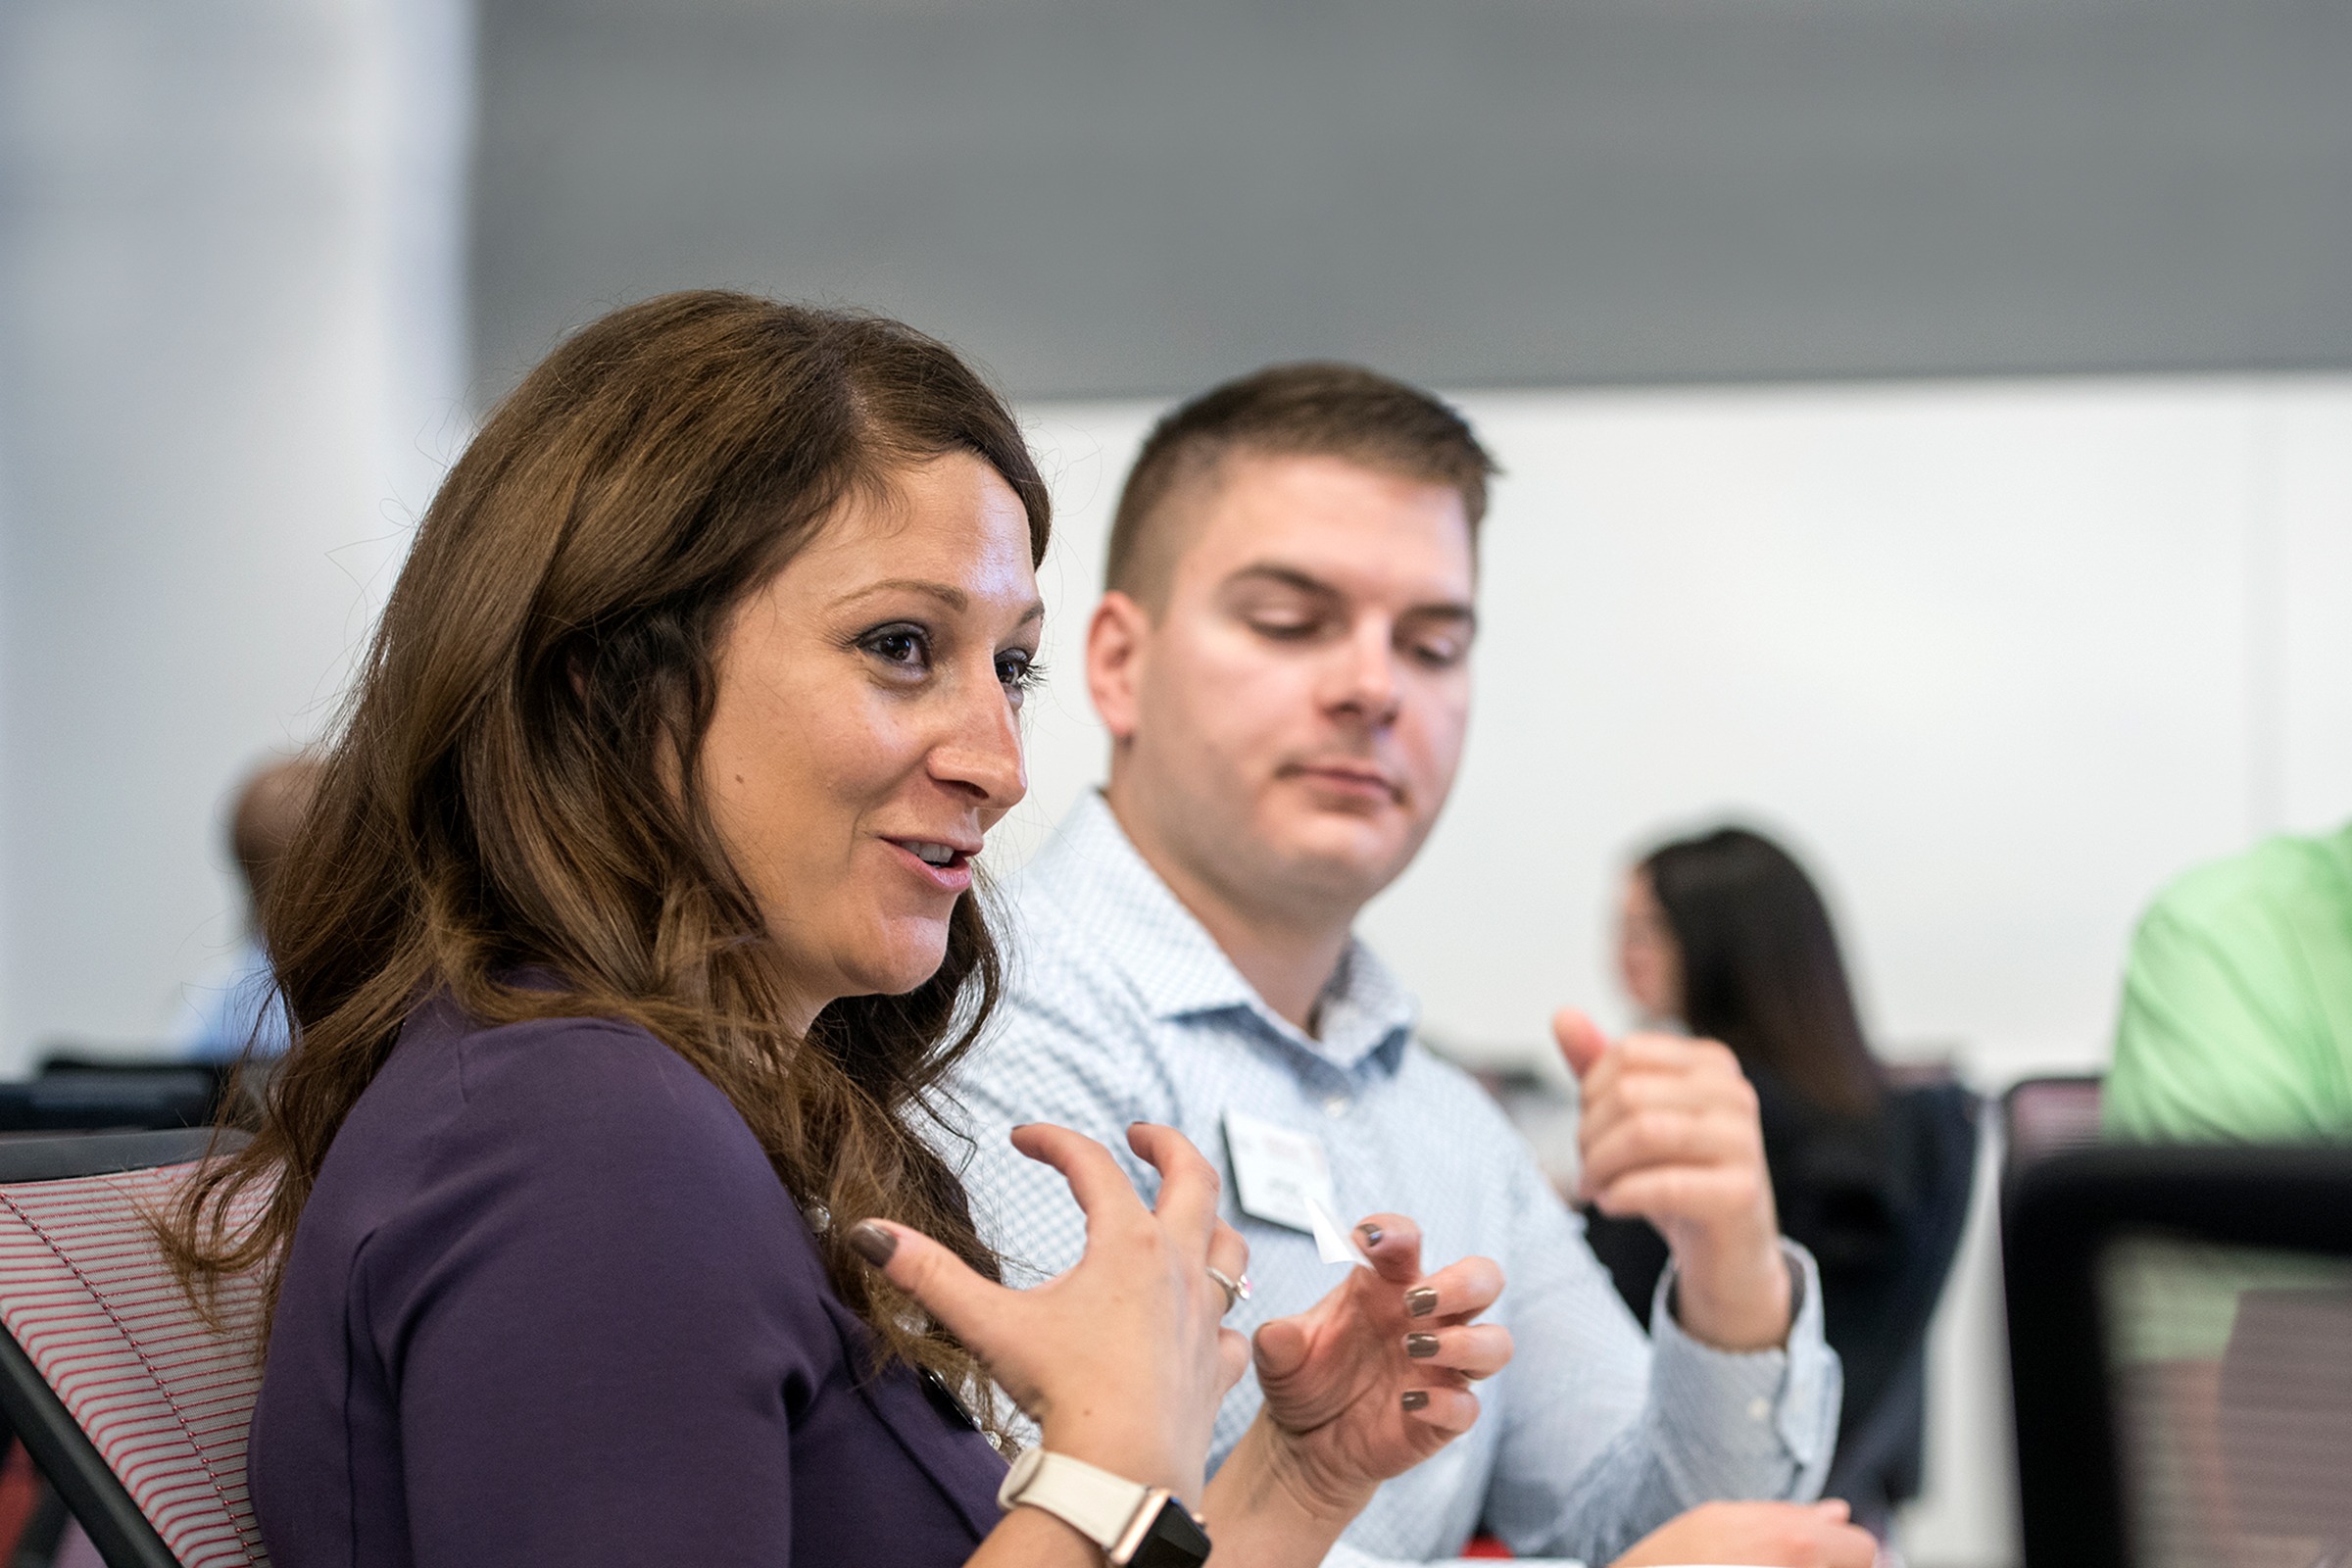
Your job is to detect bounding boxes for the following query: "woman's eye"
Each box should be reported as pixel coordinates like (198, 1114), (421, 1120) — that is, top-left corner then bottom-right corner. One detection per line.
(996, 650), (1046, 697)
(859, 625), (930, 669)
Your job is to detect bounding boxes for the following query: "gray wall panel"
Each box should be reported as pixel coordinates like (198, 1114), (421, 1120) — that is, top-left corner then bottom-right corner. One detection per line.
(473, 0), (2352, 397)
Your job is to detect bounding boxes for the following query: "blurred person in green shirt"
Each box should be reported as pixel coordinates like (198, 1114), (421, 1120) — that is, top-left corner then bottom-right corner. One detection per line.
(2097, 823), (2352, 1568)
(2105, 821), (2352, 1143)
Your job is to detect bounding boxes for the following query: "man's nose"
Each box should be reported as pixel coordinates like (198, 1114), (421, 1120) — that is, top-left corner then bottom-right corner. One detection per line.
(1323, 618), (1403, 725)
(929, 677), (1029, 808)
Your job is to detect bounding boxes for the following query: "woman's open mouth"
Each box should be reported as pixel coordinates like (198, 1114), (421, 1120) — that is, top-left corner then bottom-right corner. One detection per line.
(884, 837), (978, 890)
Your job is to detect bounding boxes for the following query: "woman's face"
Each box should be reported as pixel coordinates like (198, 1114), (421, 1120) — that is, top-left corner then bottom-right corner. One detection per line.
(703, 452), (1043, 1030)
(1616, 866), (1684, 1025)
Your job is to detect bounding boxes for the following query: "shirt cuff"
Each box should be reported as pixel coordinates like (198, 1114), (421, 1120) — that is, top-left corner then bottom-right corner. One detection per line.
(1646, 1239), (1840, 1492)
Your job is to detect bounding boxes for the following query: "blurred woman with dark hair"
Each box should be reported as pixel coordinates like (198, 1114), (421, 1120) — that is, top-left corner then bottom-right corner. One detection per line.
(1596, 826), (1977, 1536)
(166, 291), (1506, 1568)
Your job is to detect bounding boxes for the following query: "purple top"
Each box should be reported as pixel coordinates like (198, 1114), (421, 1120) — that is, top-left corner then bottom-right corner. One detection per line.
(249, 999), (1007, 1567)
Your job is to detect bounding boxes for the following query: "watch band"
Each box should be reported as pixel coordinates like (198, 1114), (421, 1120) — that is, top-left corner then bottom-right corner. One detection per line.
(997, 1446), (1156, 1551)
(998, 1447), (1214, 1565)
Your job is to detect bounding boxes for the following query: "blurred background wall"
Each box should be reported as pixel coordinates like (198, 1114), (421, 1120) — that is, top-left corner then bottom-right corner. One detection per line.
(0, 0), (472, 1061)
(473, 0), (2352, 396)
(3, 2), (2351, 1562)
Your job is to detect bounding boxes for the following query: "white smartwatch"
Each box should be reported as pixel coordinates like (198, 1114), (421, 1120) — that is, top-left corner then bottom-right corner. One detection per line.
(996, 1446), (1212, 1567)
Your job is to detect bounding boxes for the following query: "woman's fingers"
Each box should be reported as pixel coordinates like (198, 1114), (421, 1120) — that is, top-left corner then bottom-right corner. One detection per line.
(1127, 1123), (1225, 1250)
(1399, 1384), (1480, 1438)
(1251, 1315), (1310, 1384)
(1352, 1213), (1424, 1285)
(847, 1219), (1012, 1356)
(1009, 1124), (1152, 1233)
(1401, 1253), (1505, 1324)
(1402, 1321), (1513, 1381)
(1215, 1325), (1251, 1396)
(1207, 1220), (1250, 1291)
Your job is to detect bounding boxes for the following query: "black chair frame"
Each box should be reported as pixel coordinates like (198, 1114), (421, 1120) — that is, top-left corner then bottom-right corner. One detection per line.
(2004, 1143), (2352, 1568)
(0, 1129), (240, 1568)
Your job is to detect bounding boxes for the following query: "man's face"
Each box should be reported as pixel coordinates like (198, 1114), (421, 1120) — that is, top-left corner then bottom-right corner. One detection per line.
(1093, 451), (1477, 922)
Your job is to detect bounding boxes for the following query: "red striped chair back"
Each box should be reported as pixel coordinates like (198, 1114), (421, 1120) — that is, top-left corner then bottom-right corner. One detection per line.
(0, 1130), (268, 1568)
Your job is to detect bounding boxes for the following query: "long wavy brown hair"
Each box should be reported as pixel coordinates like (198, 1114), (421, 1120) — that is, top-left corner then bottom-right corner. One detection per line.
(164, 291), (1048, 1397)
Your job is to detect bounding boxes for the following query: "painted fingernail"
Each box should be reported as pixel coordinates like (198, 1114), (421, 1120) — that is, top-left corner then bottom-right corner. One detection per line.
(1400, 1390), (1430, 1411)
(1404, 1287), (1439, 1318)
(1405, 1332), (1440, 1358)
(848, 1221), (898, 1267)
(1357, 1223), (1384, 1246)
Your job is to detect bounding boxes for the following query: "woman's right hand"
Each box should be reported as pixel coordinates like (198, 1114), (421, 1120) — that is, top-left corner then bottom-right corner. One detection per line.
(848, 1122), (1250, 1503)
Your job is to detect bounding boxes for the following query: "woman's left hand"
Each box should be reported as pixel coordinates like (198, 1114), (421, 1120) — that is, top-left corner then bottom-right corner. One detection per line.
(1248, 1213), (1509, 1516)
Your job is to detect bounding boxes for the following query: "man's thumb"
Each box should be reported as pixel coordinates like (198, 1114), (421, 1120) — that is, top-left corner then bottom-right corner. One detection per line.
(1551, 1006), (1609, 1079)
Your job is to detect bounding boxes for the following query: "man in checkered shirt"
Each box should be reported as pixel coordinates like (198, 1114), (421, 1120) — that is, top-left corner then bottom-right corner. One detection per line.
(948, 364), (1866, 1568)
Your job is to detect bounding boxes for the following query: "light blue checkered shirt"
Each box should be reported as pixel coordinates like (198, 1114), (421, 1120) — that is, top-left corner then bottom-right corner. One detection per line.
(943, 793), (1840, 1567)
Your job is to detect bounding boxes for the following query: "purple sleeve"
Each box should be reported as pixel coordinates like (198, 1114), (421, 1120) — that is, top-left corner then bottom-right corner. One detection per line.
(360, 1021), (816, 1567)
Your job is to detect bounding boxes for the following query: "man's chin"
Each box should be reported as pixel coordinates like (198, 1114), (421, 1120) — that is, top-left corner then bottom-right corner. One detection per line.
(1255, 815), (1416, 906)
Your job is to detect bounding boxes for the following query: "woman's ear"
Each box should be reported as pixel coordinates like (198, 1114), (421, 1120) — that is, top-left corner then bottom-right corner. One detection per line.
(1086, 591), (1152, 744)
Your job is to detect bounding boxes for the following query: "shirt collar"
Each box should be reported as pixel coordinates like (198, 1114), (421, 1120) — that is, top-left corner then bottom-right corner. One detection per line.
(1015, 792), (1418, 1075)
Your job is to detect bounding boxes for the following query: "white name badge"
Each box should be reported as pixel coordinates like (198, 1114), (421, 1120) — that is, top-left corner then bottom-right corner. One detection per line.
(1222, 1108), (1340, 1236)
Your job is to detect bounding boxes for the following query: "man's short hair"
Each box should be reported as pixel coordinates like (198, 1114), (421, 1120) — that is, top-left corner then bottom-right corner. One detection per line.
(1105, 363), (1498, 609)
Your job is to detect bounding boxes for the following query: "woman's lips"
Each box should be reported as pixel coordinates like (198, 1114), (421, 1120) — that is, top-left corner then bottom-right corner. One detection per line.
(883, 837), (976, 894)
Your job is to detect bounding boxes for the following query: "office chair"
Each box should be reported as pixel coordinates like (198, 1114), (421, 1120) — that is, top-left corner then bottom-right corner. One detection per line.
(0, 1058), (226, 1137)
(2005, 1142), (2352, 1568)
(0, 1129), (268, 1568)
(1998, 1072), (2103, 1199)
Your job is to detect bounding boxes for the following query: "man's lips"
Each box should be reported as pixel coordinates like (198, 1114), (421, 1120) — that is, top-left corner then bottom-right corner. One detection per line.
(1279, 762), (1404, 804)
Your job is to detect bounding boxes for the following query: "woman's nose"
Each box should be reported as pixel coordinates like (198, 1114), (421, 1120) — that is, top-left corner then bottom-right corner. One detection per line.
(929, 678), (1028, 807)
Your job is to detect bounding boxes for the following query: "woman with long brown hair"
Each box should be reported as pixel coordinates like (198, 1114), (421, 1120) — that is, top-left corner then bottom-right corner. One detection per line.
(1602, 825), (1977, 1536)
(168, 292), (1509, 1567)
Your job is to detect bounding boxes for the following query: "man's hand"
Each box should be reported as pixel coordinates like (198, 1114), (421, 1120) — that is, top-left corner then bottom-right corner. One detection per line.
(1555, 1007), (1792, 1351)
(1613, 1500), (1879, 1568)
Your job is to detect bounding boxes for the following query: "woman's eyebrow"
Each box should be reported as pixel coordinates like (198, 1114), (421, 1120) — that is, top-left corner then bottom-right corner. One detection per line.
(836, 577), (969, 611)
(832, 579), (1045, 627)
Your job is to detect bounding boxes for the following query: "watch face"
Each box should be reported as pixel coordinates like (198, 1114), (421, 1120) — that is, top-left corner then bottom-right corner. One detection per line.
(1123, 1498), (1212, 1568)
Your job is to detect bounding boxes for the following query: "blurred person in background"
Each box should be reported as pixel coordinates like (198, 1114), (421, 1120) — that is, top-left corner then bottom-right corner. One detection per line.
(172, 754), (321, 1060)
(2104, 818), (2352, 1142)
(2096, 821), (2352, 1568)
(1591, 827), (1978, 1538)
(952, 365), (1873, 1568)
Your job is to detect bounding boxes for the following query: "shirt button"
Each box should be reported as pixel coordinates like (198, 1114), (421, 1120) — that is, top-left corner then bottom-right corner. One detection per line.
(1322, 1094), (1351, 1118)
(1746, 1396), (1772, 1423)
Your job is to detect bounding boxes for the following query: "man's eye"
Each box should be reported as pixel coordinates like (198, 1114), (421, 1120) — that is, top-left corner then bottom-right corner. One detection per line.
(1411, 638), (1465, 668)
(1249, 616), (1320, 640)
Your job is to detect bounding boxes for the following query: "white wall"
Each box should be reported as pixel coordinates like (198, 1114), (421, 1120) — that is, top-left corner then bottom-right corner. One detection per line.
(0, 0), (472, 1069)
(1002, 376), (2352, 1568)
